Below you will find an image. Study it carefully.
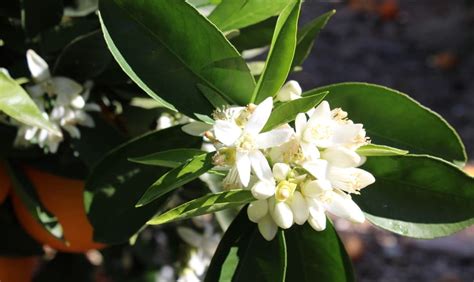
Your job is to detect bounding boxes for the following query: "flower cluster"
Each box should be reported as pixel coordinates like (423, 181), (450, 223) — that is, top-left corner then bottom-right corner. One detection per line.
(13, 50), (99, 153)
(184, 81), (375, 241)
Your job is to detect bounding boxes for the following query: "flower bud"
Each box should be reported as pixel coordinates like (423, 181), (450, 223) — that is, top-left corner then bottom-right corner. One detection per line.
(275, 80), (302, 102)
(325, 191), (365, 223)
(321, 146), (361, 168)
(302, 179), (332, 197)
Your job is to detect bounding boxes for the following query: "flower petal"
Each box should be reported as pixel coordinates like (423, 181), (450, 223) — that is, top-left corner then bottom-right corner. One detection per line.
(295, 113), (307, 138)
(275, 80), (302, 102)
(258, 214), (278, 241)
(51, 77), (83, 101)
(182, 122), (212, 136)
(236, 151), (251, 187)
(26, 49), (51, 82)
(247, 200), (268, 223)
(328, 167), (375, 193)
(214, 120), (242, 146)
(249, 150), (273, 181)
(289, 191), (309, 225)
(307, 100), (331, 126)
(302, 159), (328, 180)
(251, 180), (275, 200)
(321, 146), (361, 168)
(256, 127), (293, 149)
(272, 163), (290, 182)
(271, 201), (294, 229)
(325, 191), (365, 223)
(244, 97), (273, 135)
(301, 179), (332, 198)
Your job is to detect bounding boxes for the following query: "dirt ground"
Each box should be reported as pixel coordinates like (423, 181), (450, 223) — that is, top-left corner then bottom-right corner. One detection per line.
(295, 1), (474, 281)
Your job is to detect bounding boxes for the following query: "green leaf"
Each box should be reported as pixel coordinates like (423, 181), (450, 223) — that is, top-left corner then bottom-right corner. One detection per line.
(292, 10), (335, 68)
(356, 144), (409, 157)
(53, 30), (112, 80)
(230, 17), (277, 52)
(357, 155), (474, 238)
(310, 82), (467, 164)
(209, 0), (288, 31)
(148, 190), (254, 225)
(285, 222), (355, 282)
(252, 0), (302, 103)
(21, 0), (63, 37)
(205, 208), (287, 282)
(99, 0), (255, 116)
(136, 153), (214, 207)
(84, 126), (202, 244)
(197, 83), (230, 109)
(6, 162), (65, 242)
(129, 149), (206, 168)
(0, 72), (61, 136)
(262, 91), (328, 132)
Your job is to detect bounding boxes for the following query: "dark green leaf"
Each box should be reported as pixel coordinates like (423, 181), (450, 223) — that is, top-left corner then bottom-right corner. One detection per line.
(53, 30), (112, 80)
(209, 0), (288, 31)
(356, 144), (408, 157)
(292, 10), (335, 68)
(262, 91), (327, 132)
(0, 72), (61, 136)
(136, 153), (214, 207)
(285, 222), (355, 282)
(310, 83), (467, 164)
(205, 208), (287, 282)
(6, 162), (65, 242)
(21, 0), (63, 37)
(253, 0), (302, 103)
(358, 155), (474, 238)
(148, 190), (254, 225)
(129, 149), (206, 168)
(84, 126), (202, 244)
(99, 0), (255, 116)
(197, 84), (230, 109)
(230, 17), (277, 52)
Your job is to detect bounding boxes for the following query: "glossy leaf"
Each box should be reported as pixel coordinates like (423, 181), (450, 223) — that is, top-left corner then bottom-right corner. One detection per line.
(262, 91), (327, 132)
(356, 144), (409, 157)
(21, 0), (63, 37)
(357, 155), (474, 238)
(253, 0), (301, 103)
(84, 126), (202, 244)
(129, 149), (206, 168)
(230, 17), (277, 52)
(53, 30), (113, 80)
(292, 10), (335, 68)
(285, 222), (355, 282)
(136, 153), (214, 207)
(209, 0), (288, 31)
(205, 209), (287, 282)
(148, 190), (254, 225)
(99, 0), (255, 116)
(310, 83), (467, 164)
(0, 72), (61, 136)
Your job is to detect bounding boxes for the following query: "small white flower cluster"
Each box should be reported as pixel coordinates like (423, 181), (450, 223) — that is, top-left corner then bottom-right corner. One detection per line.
(183, 81), (375, 241)
(14, 50), (100, 153)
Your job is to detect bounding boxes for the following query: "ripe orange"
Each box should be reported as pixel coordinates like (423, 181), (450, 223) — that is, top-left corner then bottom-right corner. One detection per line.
(0, 256), (38, 282)
(0, 162), (11, 204)
(12, 166), (105, 253)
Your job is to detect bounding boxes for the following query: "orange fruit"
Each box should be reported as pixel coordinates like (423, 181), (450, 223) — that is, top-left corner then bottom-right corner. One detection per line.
(0, 162), (11, 204)
(12, 166), (105, 253)
(0, 256), (38, 282)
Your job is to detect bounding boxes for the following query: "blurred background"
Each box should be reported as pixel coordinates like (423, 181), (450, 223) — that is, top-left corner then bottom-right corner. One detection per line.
(294, 0), (474, 281)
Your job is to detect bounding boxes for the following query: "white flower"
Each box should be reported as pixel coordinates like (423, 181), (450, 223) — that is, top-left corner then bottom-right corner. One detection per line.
(275, 80), (302, 102)
(14, 50), (99, 152)
(212, 97), (292, 187)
